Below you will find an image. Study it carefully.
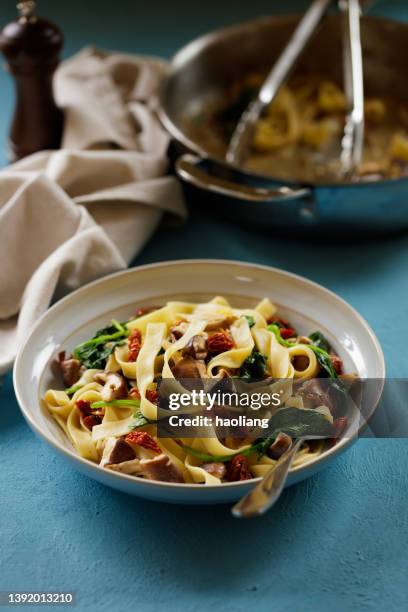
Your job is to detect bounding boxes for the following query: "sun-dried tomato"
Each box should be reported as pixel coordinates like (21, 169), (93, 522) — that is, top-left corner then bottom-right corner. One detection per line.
(226, 454), (252, 481)
(268, 316), (291, 328)
(280, 327), (296, 339)
(330, 354), (344, 375)
(76, 399), (92, 416)
(83, 415), (102, 430)
(134, 306), (159, 318)
(267, 432), (293, 460)
(125, 431), (161, 454)
(129, 388), (158, 404)
(146, 389), (159, 405)
(128, 329), (142, 362)
(173, 319), (186, 327)
(207, 331), (234, 354)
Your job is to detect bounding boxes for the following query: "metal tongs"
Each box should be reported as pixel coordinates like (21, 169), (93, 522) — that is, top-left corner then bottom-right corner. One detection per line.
(339, 0), (365, 175)
(226, 0), (367, 178)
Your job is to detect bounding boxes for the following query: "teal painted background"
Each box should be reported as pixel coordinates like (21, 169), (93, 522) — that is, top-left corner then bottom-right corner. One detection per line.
(0, 2), (407, 611)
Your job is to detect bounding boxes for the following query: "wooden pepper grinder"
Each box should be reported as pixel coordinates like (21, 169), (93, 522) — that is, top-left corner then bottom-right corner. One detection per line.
(0, 1), (64, 161)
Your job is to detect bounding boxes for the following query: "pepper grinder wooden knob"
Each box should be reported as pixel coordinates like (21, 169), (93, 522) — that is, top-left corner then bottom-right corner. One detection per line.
(0, 1), (64, 161)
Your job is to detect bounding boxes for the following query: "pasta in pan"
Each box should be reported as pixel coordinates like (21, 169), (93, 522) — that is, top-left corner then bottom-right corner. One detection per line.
(186, 73), (408, 182)
(44, 296), (349, 485)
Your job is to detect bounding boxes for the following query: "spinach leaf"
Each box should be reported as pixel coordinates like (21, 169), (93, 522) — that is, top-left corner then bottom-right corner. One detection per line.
(181, 407), (334, 463)
(130, 410), (156, 429)
(244, 315), (255, 328)
(73, 319), (129, 369)
(91, 399), (141, 410)
(308, 332), (338, 378)
(308, 345), (338, 378)
(89, 401), (153, 428)
(271, 320), (284, 329)
(73, 343), (111, 370)
(240, 350), (268, 379)
(309, 331), (331, 353)
(268, 323), (337, 378)
(65, 384), (82, 396)
(267, 324), (294, 347)
(252, 407), (334, 456)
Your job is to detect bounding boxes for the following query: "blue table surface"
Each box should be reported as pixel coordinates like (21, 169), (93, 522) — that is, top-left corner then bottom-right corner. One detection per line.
(1, 1), (408, 611)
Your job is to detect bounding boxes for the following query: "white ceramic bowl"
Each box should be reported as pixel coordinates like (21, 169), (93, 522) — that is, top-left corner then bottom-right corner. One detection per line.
(14, 260), (385, 504)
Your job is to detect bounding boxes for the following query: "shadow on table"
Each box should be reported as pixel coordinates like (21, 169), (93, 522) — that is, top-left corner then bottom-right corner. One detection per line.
(138, 208), (408, 295)
(69, 465), (344, 595)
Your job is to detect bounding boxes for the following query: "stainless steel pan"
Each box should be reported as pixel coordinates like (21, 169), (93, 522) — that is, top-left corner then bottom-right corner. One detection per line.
(158, 15), (408, 232)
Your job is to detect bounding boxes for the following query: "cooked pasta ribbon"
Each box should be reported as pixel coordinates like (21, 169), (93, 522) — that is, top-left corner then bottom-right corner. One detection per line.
(44, 296), (343, 485)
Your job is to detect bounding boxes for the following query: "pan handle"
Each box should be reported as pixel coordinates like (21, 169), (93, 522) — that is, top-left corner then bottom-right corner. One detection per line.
(175, 154), (312, 203)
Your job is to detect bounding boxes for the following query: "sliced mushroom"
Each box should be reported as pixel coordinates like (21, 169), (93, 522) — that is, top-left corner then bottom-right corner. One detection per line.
(182, 334), (208, 360)
(59, 356), (83, 387)
(101, 437), (136, 466)
(298, 379), (335, 413)
(267, 432), (292, 460)
(170, 321), (189, 341)
(202, 462), (226, 479)
(171, 356), (207, 379)
(102, 446), (184, 481)
(93, 372), (108, 384)
(204, 315), (237, 331)
(100, 372), (127, 402)
(106, 459), (142, 475)
(139, 454), (185, 483)
(213, 367), (239, 378)
(297, 335), (312, 345)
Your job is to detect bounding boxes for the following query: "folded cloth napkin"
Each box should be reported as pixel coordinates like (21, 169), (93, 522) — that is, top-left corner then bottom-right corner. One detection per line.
(0, 47), (187, 373)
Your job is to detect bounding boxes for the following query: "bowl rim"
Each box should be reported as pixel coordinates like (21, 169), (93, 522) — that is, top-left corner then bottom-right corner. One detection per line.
(13, 258), (386, 492)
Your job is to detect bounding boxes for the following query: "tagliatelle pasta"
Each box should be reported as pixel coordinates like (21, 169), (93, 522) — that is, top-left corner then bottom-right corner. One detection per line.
(44, 296), (348, 485)
(186, 73), (408, 182)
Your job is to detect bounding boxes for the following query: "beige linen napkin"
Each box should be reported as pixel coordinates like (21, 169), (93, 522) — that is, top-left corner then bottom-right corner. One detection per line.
(0, 48), (187, 373)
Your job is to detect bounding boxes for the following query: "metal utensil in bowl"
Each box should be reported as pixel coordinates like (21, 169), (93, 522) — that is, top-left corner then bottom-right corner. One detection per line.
(227, 0), (369, 172)
(232, 438), (304, 518)
(226, 0), (335, 166)
(339, 0), (365, 176)
(158, 15), (408, 233)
